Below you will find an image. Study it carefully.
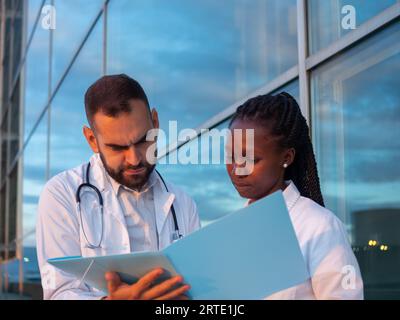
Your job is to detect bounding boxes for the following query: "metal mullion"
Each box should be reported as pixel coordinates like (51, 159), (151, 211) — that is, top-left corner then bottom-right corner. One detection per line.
(45, 0), (53, 182)
(102, 0), (107, 76)
(297, 0), (310, 125)
(3, 108), (11, 290)
(16, 0), (29, 296)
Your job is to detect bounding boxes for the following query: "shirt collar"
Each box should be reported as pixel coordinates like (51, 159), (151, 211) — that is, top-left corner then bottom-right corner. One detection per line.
(106, 167), (158, 197)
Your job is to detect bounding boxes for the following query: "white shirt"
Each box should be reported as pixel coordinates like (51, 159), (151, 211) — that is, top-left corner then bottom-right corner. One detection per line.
(36, 154), (201, 300)
(107, 170), (160, 252)
(264, 181), (364, 299)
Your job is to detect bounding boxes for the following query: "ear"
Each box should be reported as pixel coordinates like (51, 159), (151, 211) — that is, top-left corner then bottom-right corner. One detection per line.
(150, 108), (159, 129)
(283, 148), (295, 167)
(83, 125), (99, 153)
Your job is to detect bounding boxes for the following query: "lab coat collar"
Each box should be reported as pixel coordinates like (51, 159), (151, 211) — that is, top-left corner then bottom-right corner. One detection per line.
(243, 180), (301, 212)
(88, 154), (127, 230)
(89, 153), (107, 192)
(153, 177), (176, 235)
(282, 180), (301, 212)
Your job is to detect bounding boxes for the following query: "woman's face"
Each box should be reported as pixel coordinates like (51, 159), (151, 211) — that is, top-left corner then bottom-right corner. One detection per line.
(226, 119), (294, 202)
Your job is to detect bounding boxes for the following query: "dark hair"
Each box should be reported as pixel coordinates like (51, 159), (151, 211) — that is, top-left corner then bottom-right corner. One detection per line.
(229, 92), (325, 207)
(84, 74), (150, 127)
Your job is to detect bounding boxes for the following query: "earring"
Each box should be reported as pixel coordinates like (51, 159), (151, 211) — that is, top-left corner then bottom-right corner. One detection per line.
(283, 163), (288, 168)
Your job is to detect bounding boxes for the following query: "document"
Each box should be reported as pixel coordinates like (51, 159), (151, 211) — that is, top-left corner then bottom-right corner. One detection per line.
(48, 190), (309, 299)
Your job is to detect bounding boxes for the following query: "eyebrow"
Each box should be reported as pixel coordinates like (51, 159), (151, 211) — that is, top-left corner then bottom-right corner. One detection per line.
(104, 131), (149, 149)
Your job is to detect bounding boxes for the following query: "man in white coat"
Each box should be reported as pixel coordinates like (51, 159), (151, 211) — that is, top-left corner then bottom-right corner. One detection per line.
(36, 74), (201, 300)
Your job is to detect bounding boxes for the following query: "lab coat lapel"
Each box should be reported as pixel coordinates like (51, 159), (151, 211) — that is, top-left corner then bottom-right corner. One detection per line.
(103, 188), (128, 230)
(90, 154), (128, 230)
(154, 179), (175, 237)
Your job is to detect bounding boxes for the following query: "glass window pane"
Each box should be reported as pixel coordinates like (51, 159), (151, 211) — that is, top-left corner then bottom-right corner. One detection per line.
(0, 184), (6, 260)
(2, 2), (12, 111)
(24, 1), (50, 141)
(27, 0), (45, 37)
(22, 112), (47, 248)
(10, 78), (21, 164)
(20, 110), (48, 300)
(51, 0), (103, 87)
(272, 79), (299, 101)
(1, 110), (9, 180)
(159, 80), (300, 225)
(7, 165), (18, 259)
(311, 22), (400, 299)
(108, 0), (298, 139)
(158, 120), (244, 226)
(11, 0), (23, 78)
(308, 0), (399, 54)
(50, 17), (102, 177)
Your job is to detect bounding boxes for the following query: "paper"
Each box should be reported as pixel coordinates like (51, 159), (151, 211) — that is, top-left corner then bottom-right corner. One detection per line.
(48, 190), (309, 299)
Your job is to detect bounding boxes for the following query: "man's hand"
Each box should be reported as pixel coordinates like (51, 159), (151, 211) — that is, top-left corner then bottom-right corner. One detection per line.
(103, 268), (190, 300)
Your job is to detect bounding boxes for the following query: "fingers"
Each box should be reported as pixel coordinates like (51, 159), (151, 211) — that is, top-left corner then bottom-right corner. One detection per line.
(156, 285), (191, 300)
(104, 269), (191, 300)
(105, 271), (121, 294)
(142, 276), (188, 300)
(133, 268), (165, 296)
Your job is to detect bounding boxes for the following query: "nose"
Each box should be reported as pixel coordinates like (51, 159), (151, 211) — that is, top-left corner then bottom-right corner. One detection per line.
(231, 163), (237, 175)
(231, 162), (244, 176)
(125, 146), (141, 167)
(231, 159), (251, 177)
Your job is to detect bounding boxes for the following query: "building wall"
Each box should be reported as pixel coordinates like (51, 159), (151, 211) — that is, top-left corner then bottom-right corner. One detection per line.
(0, 0), (399, 299)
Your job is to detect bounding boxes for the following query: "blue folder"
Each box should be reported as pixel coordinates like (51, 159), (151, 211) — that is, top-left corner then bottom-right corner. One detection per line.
(48, 190), (309, 299)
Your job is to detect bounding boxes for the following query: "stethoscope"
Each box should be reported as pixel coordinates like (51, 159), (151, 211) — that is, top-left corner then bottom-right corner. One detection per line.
(76, 162), (182, 249)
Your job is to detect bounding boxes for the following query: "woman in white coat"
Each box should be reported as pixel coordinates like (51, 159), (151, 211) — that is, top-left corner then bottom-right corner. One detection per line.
(226, 92), (364, 299)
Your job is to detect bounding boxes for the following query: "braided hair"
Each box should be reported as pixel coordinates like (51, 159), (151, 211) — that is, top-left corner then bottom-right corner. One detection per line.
(229, 92), (325, 207)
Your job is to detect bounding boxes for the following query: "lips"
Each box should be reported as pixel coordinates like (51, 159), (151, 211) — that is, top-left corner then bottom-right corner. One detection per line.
(124, 167), (146, 175)
(232, 180), (251, 188)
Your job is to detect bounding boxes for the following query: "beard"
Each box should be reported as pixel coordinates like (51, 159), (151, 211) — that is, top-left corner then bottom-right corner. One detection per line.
(99, 152), (156, 191)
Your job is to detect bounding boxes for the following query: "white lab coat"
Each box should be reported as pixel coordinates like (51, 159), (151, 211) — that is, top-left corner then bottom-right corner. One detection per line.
(264, 181), (364, 299)
(36, 154), (201, 300)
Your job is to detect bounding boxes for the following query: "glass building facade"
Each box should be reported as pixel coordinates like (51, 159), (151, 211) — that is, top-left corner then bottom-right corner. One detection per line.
(0, 0), (399, 299)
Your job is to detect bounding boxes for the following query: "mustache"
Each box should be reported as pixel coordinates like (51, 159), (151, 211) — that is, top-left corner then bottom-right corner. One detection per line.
(121, 163), (147, 171)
